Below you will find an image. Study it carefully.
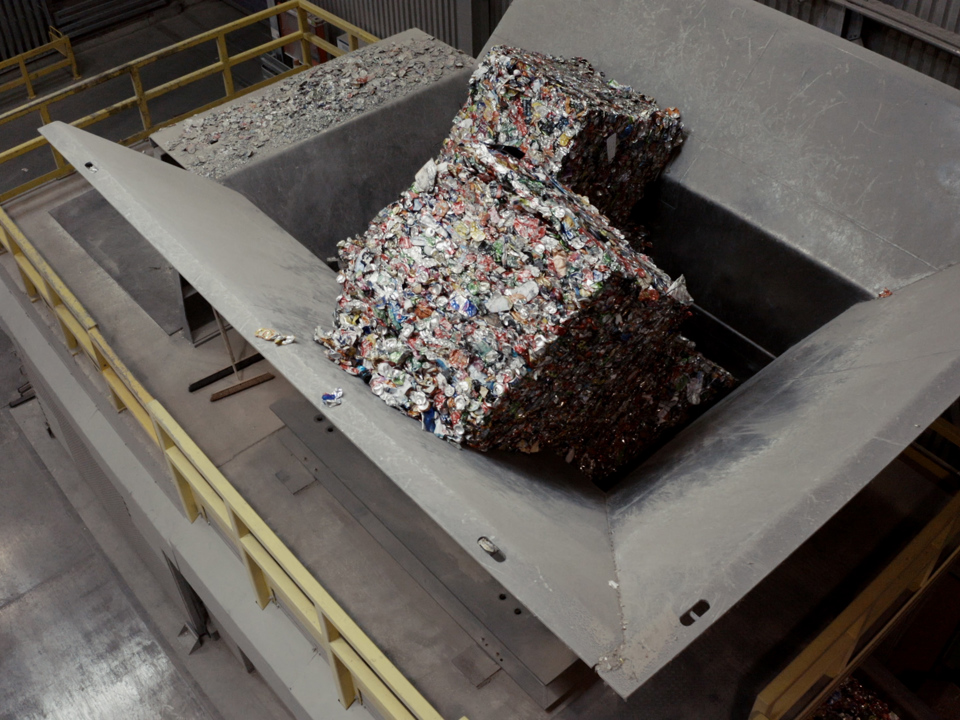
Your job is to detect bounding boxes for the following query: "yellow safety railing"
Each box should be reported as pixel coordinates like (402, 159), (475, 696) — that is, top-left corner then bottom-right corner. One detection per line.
(0, 0), (377, 202)
(0, 7), (462, 716)
(0, 28), (80, 102)
(751, 428), (960, 720)
(0, 200), (454, 720)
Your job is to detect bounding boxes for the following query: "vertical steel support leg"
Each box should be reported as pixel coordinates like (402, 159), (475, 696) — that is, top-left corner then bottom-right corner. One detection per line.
(319, 613), (358, 709)
(18, 57), (35, 98)
(217, 34), (235, 97)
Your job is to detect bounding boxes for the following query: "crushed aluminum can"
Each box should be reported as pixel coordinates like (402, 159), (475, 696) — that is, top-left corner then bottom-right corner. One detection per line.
(255, 328), (296, 345)
(322, 388), (343, 407)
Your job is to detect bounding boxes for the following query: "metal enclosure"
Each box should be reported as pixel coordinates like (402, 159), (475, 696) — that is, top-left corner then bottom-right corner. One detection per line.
(39, 0), (960, 700)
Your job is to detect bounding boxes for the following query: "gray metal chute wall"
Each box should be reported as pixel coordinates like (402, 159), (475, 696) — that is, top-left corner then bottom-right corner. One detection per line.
(220, 66), (474, 260)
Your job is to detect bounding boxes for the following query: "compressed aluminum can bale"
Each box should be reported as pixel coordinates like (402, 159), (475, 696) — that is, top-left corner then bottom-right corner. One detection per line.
(449, 46), (684, 226)
(316, 142), (734, 479)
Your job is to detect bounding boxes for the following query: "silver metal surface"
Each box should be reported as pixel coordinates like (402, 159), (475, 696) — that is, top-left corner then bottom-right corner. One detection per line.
(42, 120), (623, 678)
(755, 0), (960, 90)
(42, 120), (960, 698)
(272, 396), (589, 709)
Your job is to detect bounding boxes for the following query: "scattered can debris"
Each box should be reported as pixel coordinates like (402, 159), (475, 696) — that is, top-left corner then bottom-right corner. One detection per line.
(322, 388), (343, 407)
(256, 328), (296, 345)
(164, 37), (473, 180)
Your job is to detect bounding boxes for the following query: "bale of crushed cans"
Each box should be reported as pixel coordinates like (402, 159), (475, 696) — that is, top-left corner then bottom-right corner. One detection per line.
(316, 46), (735, 481)
(449, 45), (685, 226)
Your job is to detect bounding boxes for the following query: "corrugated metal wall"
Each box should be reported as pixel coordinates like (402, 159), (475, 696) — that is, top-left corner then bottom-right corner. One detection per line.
(756, 0), (828, 25)
(309, 0), (514, 54)
(755, 0), (960, 90)
(865, 0), (960, 89)
(316, 0), (462, 49)
(0, 0), (53, 60)
(489, 0), (515, 28)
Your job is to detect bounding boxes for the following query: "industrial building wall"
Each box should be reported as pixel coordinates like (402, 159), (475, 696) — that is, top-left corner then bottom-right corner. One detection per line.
(308, 0), (513, 54)
(756, 0), (960, 89)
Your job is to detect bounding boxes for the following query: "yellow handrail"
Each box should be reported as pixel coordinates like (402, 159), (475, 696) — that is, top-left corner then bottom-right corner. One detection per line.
(0, 195), (456, 720)
(0, 28), (80, 101)
(0, 7), (463, 716)
(0, 1), (377, 203)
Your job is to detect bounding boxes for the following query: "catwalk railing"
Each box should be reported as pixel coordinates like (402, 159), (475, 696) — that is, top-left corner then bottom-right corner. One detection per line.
(751, 425), (960, 720)
(0, 6), (463, 718)
(0, 200), (459, 720)
(5, 2), (958, 716)
(0, 0), (377, 203)
(0, 28), (79, 103)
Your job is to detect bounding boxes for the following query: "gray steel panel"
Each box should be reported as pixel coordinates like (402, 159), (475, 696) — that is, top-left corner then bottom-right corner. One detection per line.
(271, 396), (582, 692)
(42, 120), (960, 698)
(488, 0), (960, 298)
(608, 265), (960, 687)
(40, 120), (624, 676)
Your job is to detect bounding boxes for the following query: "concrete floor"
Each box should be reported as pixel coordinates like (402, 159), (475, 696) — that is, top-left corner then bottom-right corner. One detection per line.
(0, 5), (304, 717)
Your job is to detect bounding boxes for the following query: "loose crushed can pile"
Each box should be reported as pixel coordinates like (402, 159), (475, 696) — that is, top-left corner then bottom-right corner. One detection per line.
(316, 45), (736, 480)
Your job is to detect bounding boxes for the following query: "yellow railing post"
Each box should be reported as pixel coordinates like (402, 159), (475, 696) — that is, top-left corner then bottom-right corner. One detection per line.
(752, 479), (960, 720)
(130, 66), (152, 132)
(229, 509), (275, 609)
(0, 11), (465, 719)
(38, 105), (68, 170)
(63, 33), (80, 80)
(18, 56), (35, 98)
(216, 33), (235, 97)
(296, 6), (313, 67)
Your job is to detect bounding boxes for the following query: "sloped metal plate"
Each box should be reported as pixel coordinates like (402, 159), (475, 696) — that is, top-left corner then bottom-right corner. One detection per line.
(42, 121), (960, 697)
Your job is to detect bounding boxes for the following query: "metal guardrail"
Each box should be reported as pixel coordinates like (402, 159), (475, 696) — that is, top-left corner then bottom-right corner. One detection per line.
(0, 28), (79, 102)
(751, 434), (960, 720)
(0, 192), (456, 720)
(0, 0), (377, 203)
(0, 6), (461, 718)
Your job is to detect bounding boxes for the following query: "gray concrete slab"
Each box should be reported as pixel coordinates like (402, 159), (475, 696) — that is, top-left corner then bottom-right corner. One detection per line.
(9, 398), (298, 720)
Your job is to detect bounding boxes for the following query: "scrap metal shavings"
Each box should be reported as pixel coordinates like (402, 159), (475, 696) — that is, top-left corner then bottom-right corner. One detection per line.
(813, 678), (900, 720)
(165, 37), (472, 180)
(256, 328), (296, 345)
(322, 388), (343, 407)
(316, 46), (735, 480)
